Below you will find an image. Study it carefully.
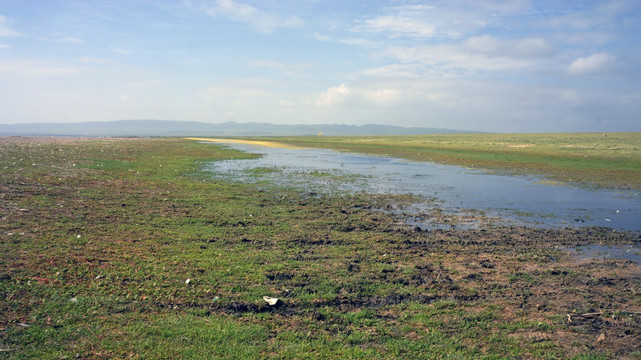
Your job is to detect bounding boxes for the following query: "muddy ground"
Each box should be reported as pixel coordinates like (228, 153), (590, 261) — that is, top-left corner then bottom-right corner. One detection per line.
(1, 137), (640, 359)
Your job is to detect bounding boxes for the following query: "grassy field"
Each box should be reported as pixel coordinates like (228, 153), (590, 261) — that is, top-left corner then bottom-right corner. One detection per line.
(1, 137), (640, 359)
(252, 133), (641, 190)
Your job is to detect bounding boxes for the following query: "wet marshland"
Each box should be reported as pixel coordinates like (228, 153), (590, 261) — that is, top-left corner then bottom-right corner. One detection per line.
(203, 142), (641, 232)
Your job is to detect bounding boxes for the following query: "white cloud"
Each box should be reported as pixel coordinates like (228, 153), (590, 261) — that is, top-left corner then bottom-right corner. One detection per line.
(464, 0), (530, 14)
(0, 15), (22, 37)
(339, 38), (377, 47)
(312, 33), (377, 47)
(556, 31), (612, 46)
(199, 79), (286, 104)
(566, 52), (616, 75)
(352, 2), (530, 41)
(511, 38), (555, 58)
(560, 89), (582, 106)
(79, 57), (115, 64)
(278, 100), (294, 107)
(295, 74), (638, 131)
(362, 34), (556, 79)
(361, 64), (424, 78)
(464, 35), (554, 58)
(0, 59), (80, 77)
(112, 47), (130, 54)
(379, 44), (535, 74)
(248, 60), (314, 78)
(355, 15), (435, 38)
(248, 60), (284, 69)
(204, 0), (303, 33)
(312, 83), (351, 106)
(463, 35), (500, 53)
(40, 34), (85, 44)
(249, 60), (311, 71)
(311, 83), (403, 107)
(361, 88), (402, 105)
(313, 33), (331, 42)
(127, 80), (162, 88)
(60, 36), (84, 44)
(544, 1), (637, 31)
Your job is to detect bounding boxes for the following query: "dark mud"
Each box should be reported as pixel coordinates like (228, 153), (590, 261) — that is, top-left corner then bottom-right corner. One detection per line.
(209, 217), (641, 356)
(3, 137), (640, 358)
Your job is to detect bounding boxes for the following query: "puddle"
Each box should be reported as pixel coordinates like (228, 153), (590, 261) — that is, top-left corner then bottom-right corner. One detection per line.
(563, 245), (641, 263)
(202, 142), (641, 231)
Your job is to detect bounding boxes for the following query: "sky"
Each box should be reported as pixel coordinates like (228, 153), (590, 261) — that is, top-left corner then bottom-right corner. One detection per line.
(1, 0), (640, 132)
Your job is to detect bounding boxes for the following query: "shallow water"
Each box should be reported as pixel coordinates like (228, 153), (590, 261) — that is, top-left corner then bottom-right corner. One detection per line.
(563, 245), (641, 264)
(203, 142), (641, 231)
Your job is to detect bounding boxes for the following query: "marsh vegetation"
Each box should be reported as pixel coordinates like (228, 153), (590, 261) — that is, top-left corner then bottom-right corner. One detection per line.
(201, 140), (641, 231)
(256, 132), (641, 190)
(1, 137), (640, 359)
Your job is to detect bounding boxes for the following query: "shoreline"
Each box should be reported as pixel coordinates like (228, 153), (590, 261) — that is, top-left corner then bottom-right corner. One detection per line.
(185, 137), (301, 149)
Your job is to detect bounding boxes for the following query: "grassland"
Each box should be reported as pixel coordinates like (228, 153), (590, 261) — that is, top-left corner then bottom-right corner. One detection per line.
(1, 137), (640, 359)
(252, 133), (641, 190)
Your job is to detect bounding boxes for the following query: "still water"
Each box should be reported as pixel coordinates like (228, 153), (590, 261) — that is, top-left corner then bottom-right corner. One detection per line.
(203, 142), (641, 232)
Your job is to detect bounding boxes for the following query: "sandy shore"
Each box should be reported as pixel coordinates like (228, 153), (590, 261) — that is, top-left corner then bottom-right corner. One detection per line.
(185, 137), (301, 149)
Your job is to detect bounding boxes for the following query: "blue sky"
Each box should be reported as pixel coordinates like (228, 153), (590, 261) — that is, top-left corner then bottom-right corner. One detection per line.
(1, 0), (640, 132)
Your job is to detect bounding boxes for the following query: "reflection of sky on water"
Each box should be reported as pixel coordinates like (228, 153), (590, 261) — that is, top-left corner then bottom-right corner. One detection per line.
(203, 143), (641, 231)
(563, 245), (641, 264)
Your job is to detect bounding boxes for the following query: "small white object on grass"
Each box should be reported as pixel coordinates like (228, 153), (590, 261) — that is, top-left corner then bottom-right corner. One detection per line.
(263, 296), (280, 306)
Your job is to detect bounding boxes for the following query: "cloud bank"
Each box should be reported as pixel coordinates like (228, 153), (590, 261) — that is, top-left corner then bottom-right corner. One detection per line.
(0, 1), (639, 132)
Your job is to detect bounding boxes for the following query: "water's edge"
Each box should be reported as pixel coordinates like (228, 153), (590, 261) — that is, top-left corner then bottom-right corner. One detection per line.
(202, 141), (641, 232)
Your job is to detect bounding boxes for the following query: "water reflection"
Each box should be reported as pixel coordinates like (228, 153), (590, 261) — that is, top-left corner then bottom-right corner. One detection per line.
(203, 142), (641, 231)
(563, 245), (641, 264)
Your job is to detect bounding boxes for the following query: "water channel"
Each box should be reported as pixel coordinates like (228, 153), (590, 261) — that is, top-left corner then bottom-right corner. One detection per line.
(202, 142), (641, 232)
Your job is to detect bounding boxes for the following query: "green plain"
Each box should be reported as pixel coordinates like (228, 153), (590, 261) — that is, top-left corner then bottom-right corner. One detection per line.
(1, 137), (639, 359)
(254, 132), (641, 190)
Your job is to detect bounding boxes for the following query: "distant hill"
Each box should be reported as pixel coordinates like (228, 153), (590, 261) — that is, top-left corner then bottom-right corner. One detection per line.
(0, 120), (477, 137)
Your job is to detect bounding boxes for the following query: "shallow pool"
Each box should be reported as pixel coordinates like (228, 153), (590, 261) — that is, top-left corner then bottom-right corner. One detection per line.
(562, 244), (641, 264)
(203, 142), (641, 231)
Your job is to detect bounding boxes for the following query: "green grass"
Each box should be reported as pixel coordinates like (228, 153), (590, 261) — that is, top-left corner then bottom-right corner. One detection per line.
(251, 132), (641, 190)
(1, 137), (639, 359)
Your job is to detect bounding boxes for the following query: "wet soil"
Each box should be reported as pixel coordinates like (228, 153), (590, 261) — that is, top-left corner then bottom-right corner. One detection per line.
(171, 219), (641, 357)
(2, 137), (640, 358)
(204, 141), (641, 231)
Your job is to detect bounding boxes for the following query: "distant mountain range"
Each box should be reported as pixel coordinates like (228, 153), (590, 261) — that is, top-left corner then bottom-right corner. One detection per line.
(0, 120), (477, 137)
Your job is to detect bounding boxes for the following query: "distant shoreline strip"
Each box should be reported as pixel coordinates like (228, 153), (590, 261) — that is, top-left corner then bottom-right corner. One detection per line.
(185, 137), (301, 149)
